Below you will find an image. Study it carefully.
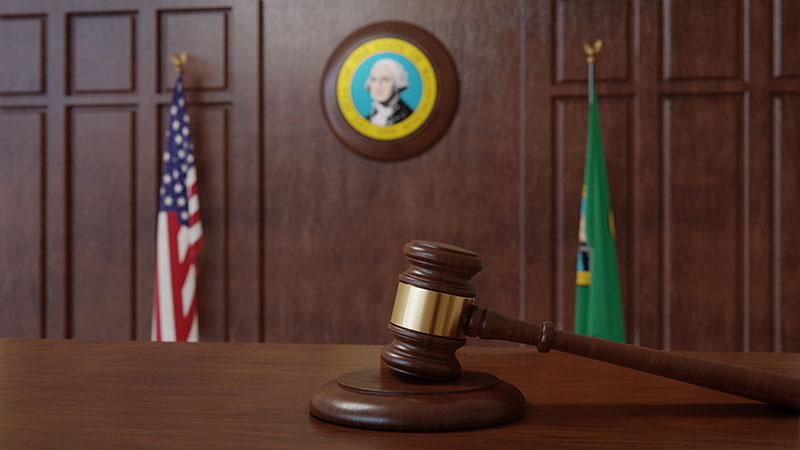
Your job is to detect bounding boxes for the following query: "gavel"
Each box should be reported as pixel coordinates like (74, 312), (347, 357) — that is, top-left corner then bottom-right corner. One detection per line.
(380, 240), (800, 410)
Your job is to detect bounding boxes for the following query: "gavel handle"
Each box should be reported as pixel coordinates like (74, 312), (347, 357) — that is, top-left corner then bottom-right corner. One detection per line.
(464, 305), (800, 410)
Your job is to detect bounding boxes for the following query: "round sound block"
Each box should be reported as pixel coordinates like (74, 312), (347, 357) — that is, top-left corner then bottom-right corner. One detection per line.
(309, 368), (526, 431)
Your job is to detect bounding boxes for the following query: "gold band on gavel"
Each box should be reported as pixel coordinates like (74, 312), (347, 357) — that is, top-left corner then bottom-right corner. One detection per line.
(389, 282), (475, 339)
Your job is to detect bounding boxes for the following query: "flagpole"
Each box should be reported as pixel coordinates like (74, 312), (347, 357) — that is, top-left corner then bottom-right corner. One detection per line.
(582, 40), (602, 103)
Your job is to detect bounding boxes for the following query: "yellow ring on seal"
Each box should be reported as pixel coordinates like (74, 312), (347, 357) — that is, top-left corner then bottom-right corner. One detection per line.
(336, 37), (438, 141)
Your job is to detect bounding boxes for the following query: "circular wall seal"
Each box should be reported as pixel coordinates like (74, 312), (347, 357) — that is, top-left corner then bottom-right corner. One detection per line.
(322, 22), (459, 161)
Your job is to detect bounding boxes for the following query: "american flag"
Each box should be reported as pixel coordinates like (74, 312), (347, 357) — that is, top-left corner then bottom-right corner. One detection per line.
(152, 73), (203, 342)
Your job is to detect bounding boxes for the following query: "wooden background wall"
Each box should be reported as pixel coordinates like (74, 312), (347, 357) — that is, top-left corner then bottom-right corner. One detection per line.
(1, 0), (797, 352)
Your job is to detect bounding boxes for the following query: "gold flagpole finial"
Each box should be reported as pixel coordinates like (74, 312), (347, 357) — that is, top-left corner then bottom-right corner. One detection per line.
(169, 51), (188, 73)
(582, 39), (603, 64)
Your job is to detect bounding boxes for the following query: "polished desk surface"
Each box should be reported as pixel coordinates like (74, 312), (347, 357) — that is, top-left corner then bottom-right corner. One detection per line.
(0, 339), (797, 449)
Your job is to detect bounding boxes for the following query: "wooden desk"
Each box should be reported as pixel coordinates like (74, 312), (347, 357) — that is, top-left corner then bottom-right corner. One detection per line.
(0, 339), (797, 448)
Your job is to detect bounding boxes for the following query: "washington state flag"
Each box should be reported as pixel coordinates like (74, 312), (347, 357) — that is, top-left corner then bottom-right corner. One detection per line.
(574, 91), (625, 342)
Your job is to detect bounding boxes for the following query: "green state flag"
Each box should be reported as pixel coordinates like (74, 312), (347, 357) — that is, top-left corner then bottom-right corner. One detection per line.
(574, 90), (625, 342)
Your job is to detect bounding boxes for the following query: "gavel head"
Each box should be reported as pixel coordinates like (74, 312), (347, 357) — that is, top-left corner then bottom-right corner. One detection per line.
(380, 240), (483, 381)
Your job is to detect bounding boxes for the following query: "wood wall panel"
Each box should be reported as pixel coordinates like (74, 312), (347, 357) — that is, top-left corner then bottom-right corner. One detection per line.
(554, 96), (633, 336)
(554, 0), (631, 83)
(0, 15), (45, 94)
(745, 0), (773, 352)
(663, 95), (743, 351)
(524, 0), (555, 328)
(68, 13), (135, 94)
(630, 0), (662, 350)
(776, 95), (800, 352)
(1, 0), (799, 351)
(661, 0), (743, 81)
(158, 9), (229, 92)
(0, 0), (259, 340)
(263, 0), (521, 344)
(772, 0), (800, 79)
(69, 107), (135, 339)
(0, 110), (44, 338)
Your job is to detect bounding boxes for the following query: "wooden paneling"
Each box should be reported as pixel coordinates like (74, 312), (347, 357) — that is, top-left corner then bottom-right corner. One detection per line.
(662, 95), (743, 351)
(69, 107), (135, 339)
(661, 0), (743, 81)
(744, 0), (773, 352)
(1, 0), (799, 351)
(158, 9), (229, 91)
(775, 95), (800, 352)
(0, 15), (45, 94)
(554, 0), (631, 83)
(524, 0), (555, 328)
(772, 0), (800, 79)
(0, 110), (44, 338)
(263, 0), (521, 344)
(1, 0), (259, 341)
(630, 0), (662, 349)
(68, 13), (135, 93)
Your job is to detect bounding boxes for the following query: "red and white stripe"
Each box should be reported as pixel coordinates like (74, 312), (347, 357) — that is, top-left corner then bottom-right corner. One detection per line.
(152, 166), (203, 342)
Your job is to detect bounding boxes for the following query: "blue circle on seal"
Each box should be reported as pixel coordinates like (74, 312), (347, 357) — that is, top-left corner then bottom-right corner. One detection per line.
(350, 52), (423, 118)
